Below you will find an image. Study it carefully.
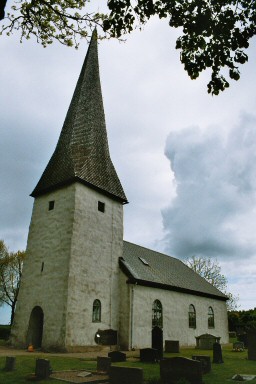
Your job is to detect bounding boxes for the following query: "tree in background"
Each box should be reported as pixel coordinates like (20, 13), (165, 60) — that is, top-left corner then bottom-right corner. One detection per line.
(1, 0), (256, 94)
(228, 308), (256, 332)
(0, 240), (25, 325)
(186, 255), (239, 311)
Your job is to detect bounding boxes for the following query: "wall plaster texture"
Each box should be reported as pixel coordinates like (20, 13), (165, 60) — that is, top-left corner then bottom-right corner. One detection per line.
(11, 182), (123, 350)
(118, 276), (229, 349)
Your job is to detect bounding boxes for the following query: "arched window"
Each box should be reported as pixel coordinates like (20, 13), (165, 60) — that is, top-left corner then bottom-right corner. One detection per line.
(92, 299), (101, 322)
(152, 299), (163, 328)
(188, 304), (196, 328)
(208, 306), (215, 328)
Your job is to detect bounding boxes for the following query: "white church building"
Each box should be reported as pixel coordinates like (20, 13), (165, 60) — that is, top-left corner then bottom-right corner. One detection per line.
(11, 30), (229, 351)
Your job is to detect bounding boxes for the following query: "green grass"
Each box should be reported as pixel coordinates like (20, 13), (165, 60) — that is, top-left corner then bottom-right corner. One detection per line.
(0, 344), (255, 383)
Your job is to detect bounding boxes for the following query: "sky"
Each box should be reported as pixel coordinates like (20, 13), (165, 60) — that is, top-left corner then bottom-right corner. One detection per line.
(1, 9), (256, 323)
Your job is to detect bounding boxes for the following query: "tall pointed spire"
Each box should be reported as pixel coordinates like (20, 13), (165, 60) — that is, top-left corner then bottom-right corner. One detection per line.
(31, 29), (127, 203)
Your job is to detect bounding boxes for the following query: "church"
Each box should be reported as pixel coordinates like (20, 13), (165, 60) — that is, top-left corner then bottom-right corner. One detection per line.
(11, 30), (229, 351)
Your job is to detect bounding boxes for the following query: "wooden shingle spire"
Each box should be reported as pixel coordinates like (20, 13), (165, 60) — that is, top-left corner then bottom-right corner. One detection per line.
(31, 30), (127, 203)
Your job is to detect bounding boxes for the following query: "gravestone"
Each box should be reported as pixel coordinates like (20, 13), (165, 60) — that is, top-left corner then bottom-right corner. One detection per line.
(247, 329), (256, 361)
(140, 348), (158, 363)
(233, 341), (244, 351)
(196, 334), (221, 350)
(4, 356), (16, 371)
(192, 355), (211, 373)
(97, 356), (111, 373)
(109, 366), (143, 384)
(212, 343), (224, 364)
(108, 351), (126, 362)
(237, 333), (248, 348)
(160, 357), (203, 384)
(165, 340), (180, 353)
(152, 326), (163, 360)
(35, 358), (51, 379)
(95, 329), (118, 345)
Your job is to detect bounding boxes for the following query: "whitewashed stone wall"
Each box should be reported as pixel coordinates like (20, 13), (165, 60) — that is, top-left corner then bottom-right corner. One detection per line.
(12, 184), (76, 349)
(12, 182), (124, 350)
(65, 183), (123, 347)
(119, 273), (229, 349)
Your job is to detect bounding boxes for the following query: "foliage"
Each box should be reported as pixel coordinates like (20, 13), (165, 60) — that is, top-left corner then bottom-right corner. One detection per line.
(228, 308), (256, 332)
(185, 255), (239, 311)
(1, 1), (256, 94)
(0, 240), (25, 325)
(104, 0), (256, 95)
(0, 0), (107, 48)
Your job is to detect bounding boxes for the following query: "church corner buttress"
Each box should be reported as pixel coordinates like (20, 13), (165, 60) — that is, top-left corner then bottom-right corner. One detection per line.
(11, 30), (128, 351)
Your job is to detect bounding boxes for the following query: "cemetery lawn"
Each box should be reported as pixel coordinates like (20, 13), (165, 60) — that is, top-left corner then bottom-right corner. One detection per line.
(0, 344), (255, 383)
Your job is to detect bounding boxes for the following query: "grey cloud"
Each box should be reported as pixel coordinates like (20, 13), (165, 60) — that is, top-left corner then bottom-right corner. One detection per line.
(162, 113), (256, 260)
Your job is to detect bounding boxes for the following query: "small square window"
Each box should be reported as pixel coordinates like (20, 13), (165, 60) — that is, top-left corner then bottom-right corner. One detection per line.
(48, 201), (55, 211)
(98, 201), (105, 213)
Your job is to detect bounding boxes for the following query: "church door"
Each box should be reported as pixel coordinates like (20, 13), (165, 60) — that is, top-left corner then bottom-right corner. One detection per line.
(152, 326), (163, 359)
(26, 306), (44, 348)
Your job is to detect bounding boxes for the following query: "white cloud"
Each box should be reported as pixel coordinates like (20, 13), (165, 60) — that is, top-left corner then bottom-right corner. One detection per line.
(162, 113), (256, 261)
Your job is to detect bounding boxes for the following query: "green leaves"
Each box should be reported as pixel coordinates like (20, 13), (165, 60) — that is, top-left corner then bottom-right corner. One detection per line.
(1, 0), (255, 94)
(0, 240), (26, 324)
(104, 0), (256, 94)
(1, 0), (108, 48)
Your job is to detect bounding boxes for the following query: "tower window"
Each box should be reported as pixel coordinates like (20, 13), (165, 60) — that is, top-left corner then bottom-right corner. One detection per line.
(98, 201), (105, 213)
(92, 299), (101, 322)
(48, 201), (55, 210)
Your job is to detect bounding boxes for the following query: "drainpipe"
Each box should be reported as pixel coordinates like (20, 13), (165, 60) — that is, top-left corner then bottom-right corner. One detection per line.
(130, 284), (134, 350)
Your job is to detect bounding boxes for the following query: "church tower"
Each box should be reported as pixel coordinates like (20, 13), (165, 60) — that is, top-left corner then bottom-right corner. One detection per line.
(11, 30), (127, 351)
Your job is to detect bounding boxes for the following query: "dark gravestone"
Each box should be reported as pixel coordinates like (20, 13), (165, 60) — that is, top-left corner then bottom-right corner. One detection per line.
(196, 334), (221, 350)
(108, 351), (126, 362)
(35, 358), (51, 379)
(95, 329), (118, 345)
(237, 333), (248, 348)
(160, 357), (203, 384)
(192, 355), (211, 374)
(165, 340), (180, 353)
(109, 366), (143, 384)
(4, 356), (16, 371)
(97, 356), (111, 373)
(247, 329), (256, 361)
(212, 343), (223, 364)
(140, 348), (158, 363)
(152, 326), (163, 360)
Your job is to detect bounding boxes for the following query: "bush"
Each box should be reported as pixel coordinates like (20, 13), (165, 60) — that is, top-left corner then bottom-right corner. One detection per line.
(0, 324), (11, 340)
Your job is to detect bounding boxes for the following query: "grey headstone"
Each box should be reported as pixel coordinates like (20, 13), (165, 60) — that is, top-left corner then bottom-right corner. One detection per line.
(140, 348), (158, 363)
(160, 357), (203, 384)
(35, 358), (51, 379)
(97, 356), (111, 373)
(196, 334), (221, 350)
(109, 366), (143, 384)
(108, 351), (126, 362)
(4, 356), (16, 371)
(192, 355), (211, 373)
(165, 340), (180, 353)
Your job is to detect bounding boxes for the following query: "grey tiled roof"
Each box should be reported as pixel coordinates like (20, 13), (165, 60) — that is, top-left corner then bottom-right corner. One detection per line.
(120, 241), (227, 300)
(31, 30), (127, 203)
